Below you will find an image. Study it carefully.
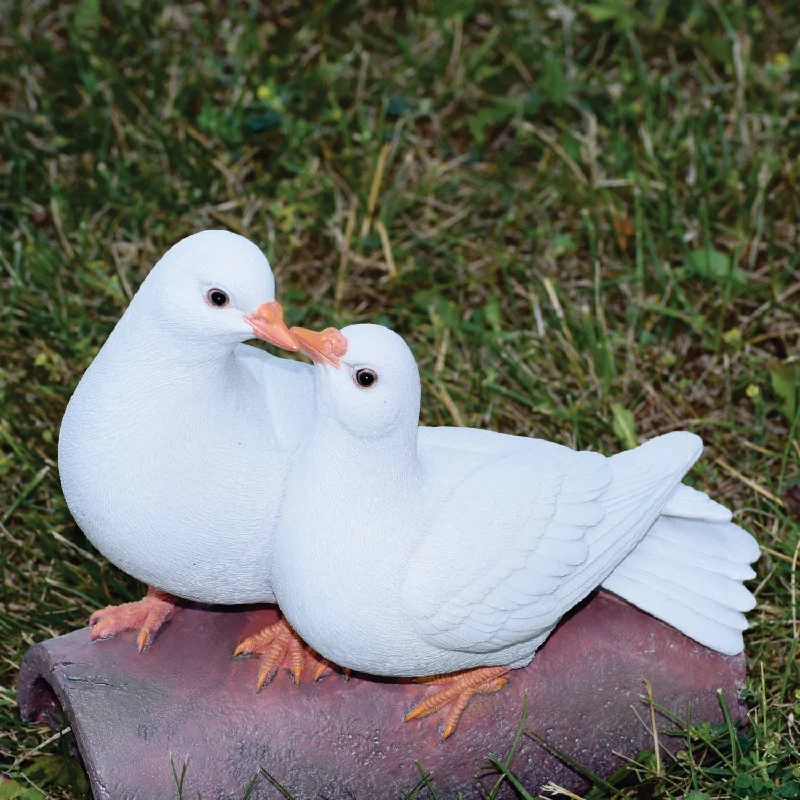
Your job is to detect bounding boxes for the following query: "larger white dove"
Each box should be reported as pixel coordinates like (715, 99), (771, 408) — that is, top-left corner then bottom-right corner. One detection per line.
(273, 323), (760, 738)
(58, 229), (333, 686)
(58, 230), (543, 687)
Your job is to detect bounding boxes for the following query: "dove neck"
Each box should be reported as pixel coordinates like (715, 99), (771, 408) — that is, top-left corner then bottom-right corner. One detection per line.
(307, 411), (422, 495)
(107, 297), (241, 382)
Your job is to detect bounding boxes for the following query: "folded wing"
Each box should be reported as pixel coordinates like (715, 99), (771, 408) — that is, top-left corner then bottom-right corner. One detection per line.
(402, 432), (703, 655)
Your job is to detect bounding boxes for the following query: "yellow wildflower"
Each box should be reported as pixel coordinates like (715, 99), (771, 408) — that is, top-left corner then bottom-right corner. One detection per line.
(723, 328), (743, 346)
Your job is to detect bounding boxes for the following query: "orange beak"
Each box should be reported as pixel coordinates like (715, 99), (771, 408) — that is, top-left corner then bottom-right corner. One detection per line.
(290, 326), (348, 367)
(245, 301), (300, 351)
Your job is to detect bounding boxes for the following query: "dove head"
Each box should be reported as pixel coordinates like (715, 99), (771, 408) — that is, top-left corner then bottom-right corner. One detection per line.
(136, 230), (299, 352)
(292, 323), (421, 439)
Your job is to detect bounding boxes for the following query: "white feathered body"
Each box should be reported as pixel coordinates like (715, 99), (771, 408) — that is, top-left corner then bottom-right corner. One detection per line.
(58, 317), (525, 606)
(58, 291), (315, 605)
(56, 288), (511, 606)
(275, 423), (759, 676)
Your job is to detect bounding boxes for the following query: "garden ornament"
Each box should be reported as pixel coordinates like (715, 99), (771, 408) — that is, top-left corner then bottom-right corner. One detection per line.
(273, 323), (759, 738)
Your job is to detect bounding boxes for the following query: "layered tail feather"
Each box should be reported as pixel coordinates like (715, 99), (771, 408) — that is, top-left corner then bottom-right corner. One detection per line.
(602, 487), (760, 655)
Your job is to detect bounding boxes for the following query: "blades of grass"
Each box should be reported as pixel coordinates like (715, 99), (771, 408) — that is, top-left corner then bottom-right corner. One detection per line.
(486, 691), (529, 800)
(413, 762), (440, 800)
(1, 466), (50, 526)
(778, 400), (800, 492)
(241, 771), (260, 800)
(258, 768), (296, 800)
(643, 696), (734, 769)
(643, 680), (663, 777)
(484, 756), (536, 800)
(170, 755), (189, 800)
(716, 690), (740, 771)
(684, 702), (700, 792)
(779, 636), (799, 704)
(524, 729), (630, 797)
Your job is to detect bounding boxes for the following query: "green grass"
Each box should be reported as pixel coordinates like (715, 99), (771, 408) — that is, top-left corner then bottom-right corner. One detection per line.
(1, 0), (799, 797)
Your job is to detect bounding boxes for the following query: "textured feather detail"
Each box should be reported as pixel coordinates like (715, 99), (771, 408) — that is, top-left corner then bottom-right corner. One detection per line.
(662, 484), (732, 522)
(647, 513), (760, 564)
(613, 552), (755, 616)
(403, 432), (703, 655)
(602, 514), (759, 655)
(602, 569), (747, 654)
(631, 520), (756, 581)
(535, 537), (588, 566)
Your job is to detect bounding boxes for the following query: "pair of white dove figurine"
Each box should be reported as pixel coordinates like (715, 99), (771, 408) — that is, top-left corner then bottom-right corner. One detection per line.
(59, 231), (759, 738)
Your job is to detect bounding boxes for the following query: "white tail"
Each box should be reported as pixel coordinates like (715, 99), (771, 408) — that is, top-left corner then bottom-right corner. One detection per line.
(602, 488), (759, 655)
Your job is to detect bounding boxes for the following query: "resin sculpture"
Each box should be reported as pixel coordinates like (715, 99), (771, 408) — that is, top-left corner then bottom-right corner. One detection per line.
(272, 323), (759, 738)
(58, 230), (319, 680)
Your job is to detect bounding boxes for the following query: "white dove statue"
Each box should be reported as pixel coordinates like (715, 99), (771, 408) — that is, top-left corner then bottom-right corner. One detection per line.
(58, 231), (542, 689)
(60, 231), (759, 706)
(272, 322), (760, 739)
(58, 230), (334, 687)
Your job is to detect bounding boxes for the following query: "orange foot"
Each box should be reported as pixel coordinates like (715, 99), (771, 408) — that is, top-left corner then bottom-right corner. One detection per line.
(233, 617), (341, 691)
(404, 666), (510, 739)
(89, 587), (178, 652)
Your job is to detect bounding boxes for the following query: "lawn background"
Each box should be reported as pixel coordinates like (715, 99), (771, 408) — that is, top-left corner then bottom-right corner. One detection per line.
(1, 0), (799, 797)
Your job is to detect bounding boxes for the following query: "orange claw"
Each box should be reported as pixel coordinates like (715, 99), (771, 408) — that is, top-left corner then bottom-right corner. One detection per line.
(89, 587), (178, 652)
(233, 616), (339, 691)
(313, 658), (334, 682)
(404, 666), (510, 739)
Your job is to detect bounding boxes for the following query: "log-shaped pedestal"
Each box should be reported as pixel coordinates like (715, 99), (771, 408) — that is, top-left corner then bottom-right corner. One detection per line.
(17, 592), (745, 799)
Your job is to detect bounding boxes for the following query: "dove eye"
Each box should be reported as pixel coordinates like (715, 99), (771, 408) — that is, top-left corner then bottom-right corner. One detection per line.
(354, 368), (378, 388)
(207, 289), (229, 307)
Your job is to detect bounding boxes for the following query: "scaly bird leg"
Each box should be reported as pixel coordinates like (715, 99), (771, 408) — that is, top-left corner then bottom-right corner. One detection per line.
(404, 666), (510, 739)
(89, 586), (178, 652)
(233, 616), (341, 691)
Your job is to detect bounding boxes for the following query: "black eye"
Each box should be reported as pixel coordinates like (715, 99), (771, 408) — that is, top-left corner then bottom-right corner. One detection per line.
(207, 289), (229, 307)
(355, 368), (377, 388)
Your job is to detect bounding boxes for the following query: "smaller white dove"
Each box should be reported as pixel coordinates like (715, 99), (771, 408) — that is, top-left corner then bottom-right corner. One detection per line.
(274, 323), (760, 739)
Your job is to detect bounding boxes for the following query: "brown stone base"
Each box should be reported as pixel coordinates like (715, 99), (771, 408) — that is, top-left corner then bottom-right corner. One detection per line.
(17, 592), (746, 799)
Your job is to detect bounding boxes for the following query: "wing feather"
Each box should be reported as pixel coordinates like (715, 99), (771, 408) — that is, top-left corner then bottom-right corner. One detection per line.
(402, 432), (703, 655)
